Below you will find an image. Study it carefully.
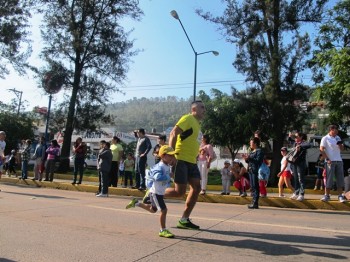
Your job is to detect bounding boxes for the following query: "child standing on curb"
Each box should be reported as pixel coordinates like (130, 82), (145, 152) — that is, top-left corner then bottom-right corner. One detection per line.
(220, 160), (232, 195)
(123, 153), (134, 188)
(277, 147), (294, 197)
(126, 145), (176, 238)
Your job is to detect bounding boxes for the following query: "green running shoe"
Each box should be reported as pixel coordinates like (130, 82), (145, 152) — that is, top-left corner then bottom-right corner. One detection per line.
(176, 219), (200, 230)
(159, 229), (175, 238)
(126, 198), (138, 209)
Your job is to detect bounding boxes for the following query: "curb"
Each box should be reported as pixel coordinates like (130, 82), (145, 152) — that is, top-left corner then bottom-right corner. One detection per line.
(2, 177), (349, 211)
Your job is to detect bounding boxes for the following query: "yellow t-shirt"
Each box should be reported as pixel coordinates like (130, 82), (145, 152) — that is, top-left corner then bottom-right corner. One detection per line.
(175, 114), (201, 164)
(110, 143), (123, 162)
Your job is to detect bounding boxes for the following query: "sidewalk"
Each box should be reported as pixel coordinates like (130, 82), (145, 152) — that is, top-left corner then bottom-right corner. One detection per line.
(1, 173), (349, 211)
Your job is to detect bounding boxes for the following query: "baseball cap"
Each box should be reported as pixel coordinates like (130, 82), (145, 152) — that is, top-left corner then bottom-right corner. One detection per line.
(233, 159), (240, 164)
(158, 145), (176, 156)
(0, 131), (6, 135)
(281, 147), (287, 151)
(224, 160), (230, 164)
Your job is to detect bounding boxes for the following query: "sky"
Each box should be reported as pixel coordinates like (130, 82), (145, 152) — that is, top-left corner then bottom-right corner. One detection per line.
(0, 0), (243, 110)
(0, 0), (326, 110)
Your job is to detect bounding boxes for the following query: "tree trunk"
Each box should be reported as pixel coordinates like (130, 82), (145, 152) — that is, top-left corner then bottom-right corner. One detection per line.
(58, 60), (82, 173)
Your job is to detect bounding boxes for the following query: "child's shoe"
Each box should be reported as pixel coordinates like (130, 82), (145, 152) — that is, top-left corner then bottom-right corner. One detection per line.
(159, 229), (174, 238)
(126, 198), (138, 209)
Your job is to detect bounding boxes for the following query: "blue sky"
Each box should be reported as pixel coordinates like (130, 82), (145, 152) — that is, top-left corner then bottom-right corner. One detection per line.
(0, 0), (327, 109)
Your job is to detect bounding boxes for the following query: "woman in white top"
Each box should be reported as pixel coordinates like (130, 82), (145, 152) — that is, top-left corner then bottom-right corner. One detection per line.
(277, 147), (294, 197)
(198, 134), (215, 195)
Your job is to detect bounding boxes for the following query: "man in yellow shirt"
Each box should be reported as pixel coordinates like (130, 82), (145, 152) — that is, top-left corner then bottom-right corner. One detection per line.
(109, 136), (123, 187)
(164, 100), (205, 230)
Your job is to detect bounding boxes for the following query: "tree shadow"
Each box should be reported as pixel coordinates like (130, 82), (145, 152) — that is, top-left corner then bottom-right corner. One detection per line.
(3, 191), (78, 200)
(174, 229), (350, 259)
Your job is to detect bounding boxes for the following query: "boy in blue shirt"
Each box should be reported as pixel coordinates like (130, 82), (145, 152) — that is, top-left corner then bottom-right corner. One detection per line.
(126, 145), (176, 238)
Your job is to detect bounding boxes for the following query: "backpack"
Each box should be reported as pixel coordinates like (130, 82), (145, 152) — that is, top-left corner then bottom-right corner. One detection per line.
(258, 162), (270, 182)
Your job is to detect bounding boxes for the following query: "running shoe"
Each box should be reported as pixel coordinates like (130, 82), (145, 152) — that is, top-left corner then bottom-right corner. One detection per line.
(177, 219), (200, 230)
(159, 229), (175, 238)
(126, 198), (138, 209)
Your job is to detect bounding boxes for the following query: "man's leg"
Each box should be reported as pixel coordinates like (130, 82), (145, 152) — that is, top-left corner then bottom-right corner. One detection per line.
(182, 177), (201, 219)
(164, 183), (187, 197)
(139, 157), (147, 189)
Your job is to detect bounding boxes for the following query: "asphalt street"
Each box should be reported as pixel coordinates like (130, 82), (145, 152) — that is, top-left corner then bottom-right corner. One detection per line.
(1, 183), (350, 262)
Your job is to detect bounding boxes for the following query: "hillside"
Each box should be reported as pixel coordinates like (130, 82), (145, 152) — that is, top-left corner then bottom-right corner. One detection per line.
(106, 96), (192, 133)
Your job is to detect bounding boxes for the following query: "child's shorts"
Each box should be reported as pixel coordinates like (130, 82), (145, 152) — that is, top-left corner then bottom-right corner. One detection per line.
(150, 192), (167, 212)
(281, 170), (292, 179)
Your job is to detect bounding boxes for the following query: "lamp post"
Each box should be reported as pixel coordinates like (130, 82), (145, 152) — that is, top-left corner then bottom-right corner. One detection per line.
(170, 10), (219, 101)
(7, 88), (23, 116)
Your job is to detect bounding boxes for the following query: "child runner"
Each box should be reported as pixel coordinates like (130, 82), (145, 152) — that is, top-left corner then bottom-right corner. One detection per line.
(126, 145), (177, 238)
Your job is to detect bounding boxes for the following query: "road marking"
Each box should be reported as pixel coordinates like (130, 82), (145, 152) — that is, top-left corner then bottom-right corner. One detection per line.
(86, 204), (350, 235)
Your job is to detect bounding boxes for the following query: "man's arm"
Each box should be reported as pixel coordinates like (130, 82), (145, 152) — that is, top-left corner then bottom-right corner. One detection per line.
(320, 146), (328, 161)
(168, 125), (182, 149)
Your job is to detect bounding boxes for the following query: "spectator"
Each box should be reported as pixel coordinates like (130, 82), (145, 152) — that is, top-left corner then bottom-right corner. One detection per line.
(44, 139), (60, 182)
(320, 124), (346, 203)
(33, 137), (46, 181)
(134, 128), (152, 191)
(119, 154), (125, 187)
(232, 159), (250, 197)
(314, 154), (325, 191)
(123, 152), (135, 188)
(0, 131), (6, 178)
(220, 160), (232, 195)
(7, 150), (17, 177)
(126, 145), (177, 238)
(109, 136), (123, 187)
(198, 134), (215, 195)
(153, 135), (166, 164)
(290, 132), (311, 201)
(20, 139), (31, 180)
(277, 147), (294, 197)
(96, 141), (113, 197)
(72, 137), (87, 185)
(243, 137), (264, 209)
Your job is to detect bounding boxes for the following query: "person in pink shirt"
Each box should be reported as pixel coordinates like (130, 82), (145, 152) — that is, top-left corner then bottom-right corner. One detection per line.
(198, 134), (215, 195)
(44, 139), (60, 182)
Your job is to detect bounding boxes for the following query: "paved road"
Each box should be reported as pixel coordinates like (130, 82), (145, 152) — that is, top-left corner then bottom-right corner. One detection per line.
(1, 184), (350, 262)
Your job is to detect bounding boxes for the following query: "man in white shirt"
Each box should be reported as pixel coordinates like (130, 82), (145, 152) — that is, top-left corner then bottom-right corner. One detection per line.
(320, 125), (345, 202)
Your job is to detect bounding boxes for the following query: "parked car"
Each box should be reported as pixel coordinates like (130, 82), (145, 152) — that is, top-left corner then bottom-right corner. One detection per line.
(69, 154), (97, 169)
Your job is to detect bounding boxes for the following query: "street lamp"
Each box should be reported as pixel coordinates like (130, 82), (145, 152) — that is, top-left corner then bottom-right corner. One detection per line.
(7, 88), (23, 116)
(170, 10), (219, 101)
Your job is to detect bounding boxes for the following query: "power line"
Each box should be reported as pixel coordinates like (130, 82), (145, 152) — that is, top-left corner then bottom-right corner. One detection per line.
(122, 79), (245, 89)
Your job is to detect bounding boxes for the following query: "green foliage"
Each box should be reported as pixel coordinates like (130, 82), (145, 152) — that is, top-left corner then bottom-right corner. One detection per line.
(197, 0), (327, 177)
(0, 0), (33, 78)
(312, 0), (350, 124)
(37, 0), (144, 170)
(0, 102), (35, 154)
(199, 88), (265, 159)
